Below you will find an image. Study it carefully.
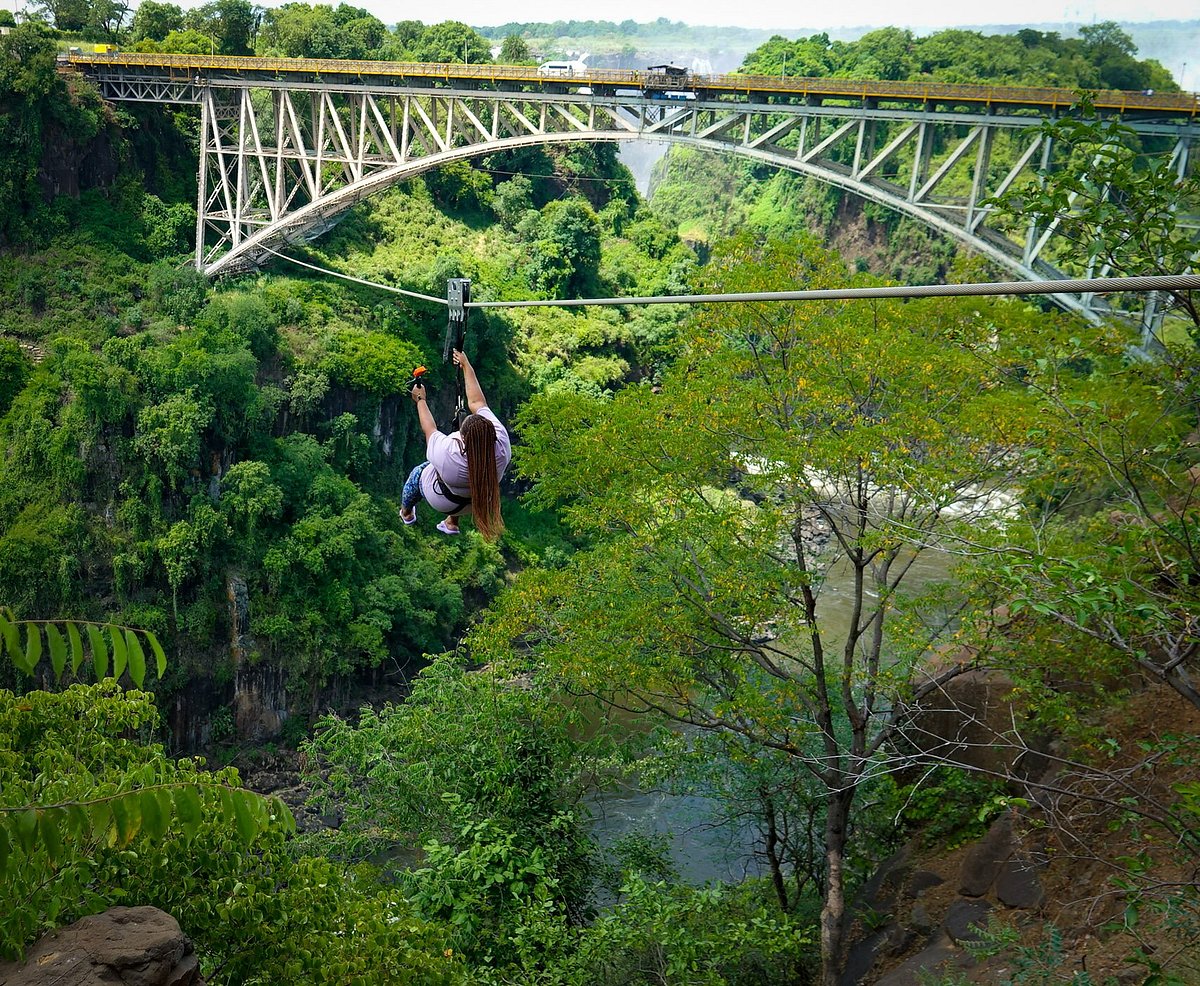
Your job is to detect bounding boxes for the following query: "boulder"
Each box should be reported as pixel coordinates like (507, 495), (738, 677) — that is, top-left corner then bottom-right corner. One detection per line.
(872, 931), (966, 986)
(0, 906), (204, 986)
(943, 897), (993, 944)
(995, 852), (1045, 909)
(905, 869), (945, 899)
(904, 667), (1048, 777)
(958, 813), (1015, 897)
(909, 902), (936, 934)
(840, 928), (890, 986)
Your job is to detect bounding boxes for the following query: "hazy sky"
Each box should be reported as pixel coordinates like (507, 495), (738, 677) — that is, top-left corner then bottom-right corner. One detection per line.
(362, 0), (1196, 30)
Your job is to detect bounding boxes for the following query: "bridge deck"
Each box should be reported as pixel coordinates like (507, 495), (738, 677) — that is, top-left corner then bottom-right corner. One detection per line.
(68, 52), (1199, 117)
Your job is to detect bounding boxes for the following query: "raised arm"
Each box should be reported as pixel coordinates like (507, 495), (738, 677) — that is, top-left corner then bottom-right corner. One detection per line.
(410, 383), (439, 439)
(453, 349), (487, 414)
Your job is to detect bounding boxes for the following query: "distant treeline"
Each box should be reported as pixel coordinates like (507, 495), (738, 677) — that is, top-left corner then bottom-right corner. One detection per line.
(477, 17), (775, 41)
(738, 21), (1178, 91)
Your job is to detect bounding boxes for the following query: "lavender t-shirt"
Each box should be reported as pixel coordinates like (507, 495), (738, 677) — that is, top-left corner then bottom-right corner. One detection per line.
(420, 407), (511, 514)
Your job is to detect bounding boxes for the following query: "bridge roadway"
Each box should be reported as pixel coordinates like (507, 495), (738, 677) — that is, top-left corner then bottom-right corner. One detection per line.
(66, 53), (1199, 333)
(67, 52), (1200, 117)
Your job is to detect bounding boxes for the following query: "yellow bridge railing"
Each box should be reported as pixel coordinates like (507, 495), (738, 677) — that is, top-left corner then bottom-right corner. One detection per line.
(68, 52), (1200, 116)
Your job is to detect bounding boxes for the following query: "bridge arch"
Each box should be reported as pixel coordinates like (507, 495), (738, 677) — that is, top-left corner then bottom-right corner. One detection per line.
(71, 54), (1195, 322)
(210, 126), (1093, 320)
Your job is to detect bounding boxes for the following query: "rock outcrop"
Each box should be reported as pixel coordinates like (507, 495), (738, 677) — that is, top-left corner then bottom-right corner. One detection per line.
(0, 906), (204, 986)
(840, 811), (1048, 985)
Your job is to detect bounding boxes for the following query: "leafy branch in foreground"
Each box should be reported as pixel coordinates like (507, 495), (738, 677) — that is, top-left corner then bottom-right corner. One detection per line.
(0, 781), (291, 880)
(0, 608), (166, 688)
(0, 619), (295, 958)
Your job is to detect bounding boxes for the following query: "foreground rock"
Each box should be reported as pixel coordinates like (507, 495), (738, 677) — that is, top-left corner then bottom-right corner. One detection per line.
(0, 906), (204, 986)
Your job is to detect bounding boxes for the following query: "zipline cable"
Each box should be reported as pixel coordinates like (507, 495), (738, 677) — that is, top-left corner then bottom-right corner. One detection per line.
(465, 273), (1200, 310)
(259, 245), (1197, 312)
(260, 244), (448, 305)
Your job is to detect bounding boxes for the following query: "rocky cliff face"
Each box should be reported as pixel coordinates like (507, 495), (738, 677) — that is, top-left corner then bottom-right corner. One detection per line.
(38, 122), (121, 202)
(844, 683), (1200, 985)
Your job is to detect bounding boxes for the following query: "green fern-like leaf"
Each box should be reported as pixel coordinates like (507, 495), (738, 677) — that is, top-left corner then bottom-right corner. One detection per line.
(0, 623), (296, 883)
(109, 625), (127, 681)
(24, 625), (42, 673)
(40, 810), (62, 864)
(46, 625), (67, 679)
(125, 630), (146, 689)
(147, 632), (167, 680)
(13, 809), (38, 853)
(1, 618), (169, 687)
(87, 624), (109, 679)
(174, 787), (202, 840)
(0, 611), (20, 665)
(0, 783), (294, 878)
(232, 791), (257, 845)
(66, 622), (84, 675)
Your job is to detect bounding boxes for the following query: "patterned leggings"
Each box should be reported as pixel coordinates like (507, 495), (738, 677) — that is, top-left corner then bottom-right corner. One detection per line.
(402, 461), (428, 510)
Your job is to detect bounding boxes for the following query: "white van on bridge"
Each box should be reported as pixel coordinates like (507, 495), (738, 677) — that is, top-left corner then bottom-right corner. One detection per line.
(537, 59), (587, 77)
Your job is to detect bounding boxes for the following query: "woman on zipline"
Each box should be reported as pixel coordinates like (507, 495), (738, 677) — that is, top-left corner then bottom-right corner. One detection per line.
(399, 349), (510, 540)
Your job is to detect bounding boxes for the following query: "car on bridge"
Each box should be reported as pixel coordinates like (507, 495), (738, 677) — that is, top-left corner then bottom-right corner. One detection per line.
(538, 59), (586, 77)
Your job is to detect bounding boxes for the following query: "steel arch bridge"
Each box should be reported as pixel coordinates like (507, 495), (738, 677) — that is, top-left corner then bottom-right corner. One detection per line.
(69, 53), (1200, 324)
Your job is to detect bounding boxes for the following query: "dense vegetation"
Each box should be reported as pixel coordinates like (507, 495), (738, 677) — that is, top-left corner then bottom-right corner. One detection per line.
(0, 23), (693, 715)
(2, 11), (1198, 986)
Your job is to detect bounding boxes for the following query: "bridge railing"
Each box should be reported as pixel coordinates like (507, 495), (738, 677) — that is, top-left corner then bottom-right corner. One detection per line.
(68, 52), (1200, 116)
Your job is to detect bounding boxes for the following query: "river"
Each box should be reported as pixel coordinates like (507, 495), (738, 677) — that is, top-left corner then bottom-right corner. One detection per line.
(585, 546), (956, 885)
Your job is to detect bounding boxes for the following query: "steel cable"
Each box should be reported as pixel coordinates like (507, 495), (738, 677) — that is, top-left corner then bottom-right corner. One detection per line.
(260, 245), (448, 304)
(260, 246), (1196, 312)
(465, 273), (1200, 310)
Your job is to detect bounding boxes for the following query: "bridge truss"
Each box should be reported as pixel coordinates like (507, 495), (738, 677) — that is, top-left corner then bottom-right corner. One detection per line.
(79, 60), (1198, 329)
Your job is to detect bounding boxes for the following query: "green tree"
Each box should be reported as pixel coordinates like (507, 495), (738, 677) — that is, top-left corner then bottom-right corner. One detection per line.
(476, 236), (1056, 984)
(129, 0), (183, 42)
(528, 198), (601, 298)
(134, 389), (213, 489)
(0, 24), (75, 243)
(1079, 21), (1136, 57)
(151, 27), (210, 53)
(30, 0), (89, 32)
(844, 27), (915, 80)
(0, 618), (286, 957)
(218, 460), (282, 550)
(306, 653), (599, 965)
(320, 328), (422, 396)
(0, 340), (30, 418)
(408, 21), (491, 64)
(86, 0), (131, 41)
(499, 32), (529, 63)
(0, 628), (461, 984)
(423, 160), (494, 213)
(257, 3), (386, 59)
(959, 334), (1200, 711)
(493, 174), (534, 227)
(184, 0), (256, 55)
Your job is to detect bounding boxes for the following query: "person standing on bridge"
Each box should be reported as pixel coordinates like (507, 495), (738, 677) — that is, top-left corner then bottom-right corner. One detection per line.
(399, 348), (510, 540)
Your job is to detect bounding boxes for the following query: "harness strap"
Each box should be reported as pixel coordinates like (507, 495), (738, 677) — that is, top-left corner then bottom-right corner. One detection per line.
(432, 470), (471, 509)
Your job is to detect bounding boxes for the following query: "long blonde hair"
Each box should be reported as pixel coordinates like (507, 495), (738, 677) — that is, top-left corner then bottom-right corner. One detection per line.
(460, 413), (503, 541)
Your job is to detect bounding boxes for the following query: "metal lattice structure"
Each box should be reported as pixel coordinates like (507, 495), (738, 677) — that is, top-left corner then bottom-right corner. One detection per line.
(71, 54), (1199, 325)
